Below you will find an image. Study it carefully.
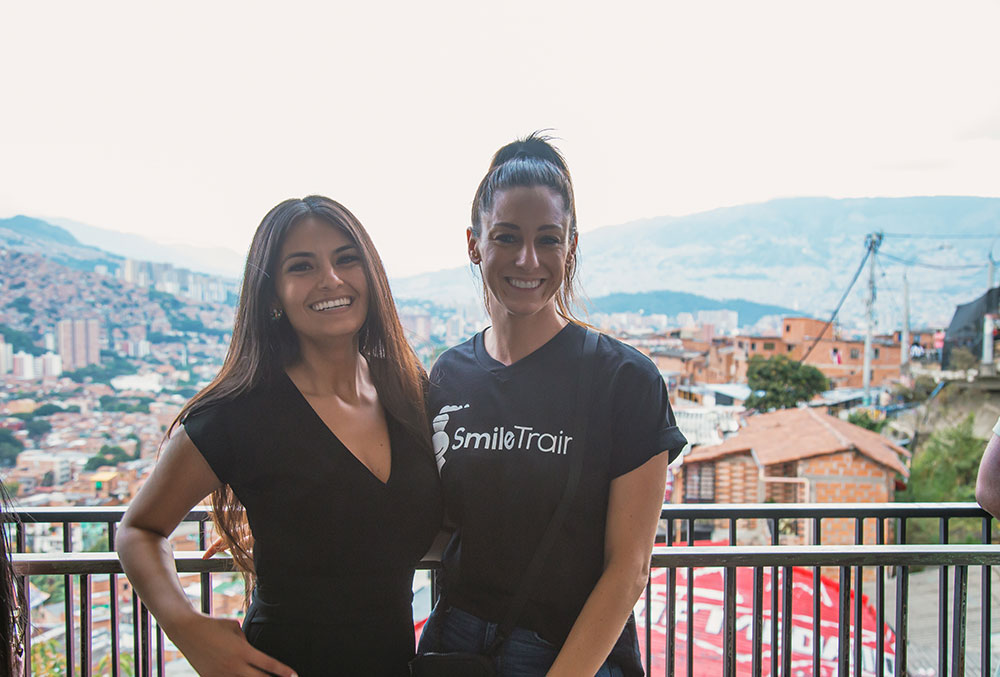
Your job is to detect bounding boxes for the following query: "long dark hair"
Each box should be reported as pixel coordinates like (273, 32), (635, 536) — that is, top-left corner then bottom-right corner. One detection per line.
(1, 483), (23, 674)
(470, 131), (584, 322)
(166, 196), (431, 594)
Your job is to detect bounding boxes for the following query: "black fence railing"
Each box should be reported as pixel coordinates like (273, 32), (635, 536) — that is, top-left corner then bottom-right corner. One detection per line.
(5, 503), (998, 677)
(652, 502), (998, 677)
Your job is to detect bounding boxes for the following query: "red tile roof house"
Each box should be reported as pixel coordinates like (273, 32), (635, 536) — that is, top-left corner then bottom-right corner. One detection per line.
(674, 408), (911, 550)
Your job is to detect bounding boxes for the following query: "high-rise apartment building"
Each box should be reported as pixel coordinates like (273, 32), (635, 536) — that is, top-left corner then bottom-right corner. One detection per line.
(57, 318), (101, 371)
(0, 339), (12, 374)
(12, 351), (35, 379)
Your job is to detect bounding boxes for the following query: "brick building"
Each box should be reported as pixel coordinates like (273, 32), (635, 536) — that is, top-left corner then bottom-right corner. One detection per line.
(674, 407), (910, 546)
(736, 317), (901, 388)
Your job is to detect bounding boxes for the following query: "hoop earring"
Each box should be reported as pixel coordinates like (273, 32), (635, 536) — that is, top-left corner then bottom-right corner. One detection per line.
(270, 308), (284, 321)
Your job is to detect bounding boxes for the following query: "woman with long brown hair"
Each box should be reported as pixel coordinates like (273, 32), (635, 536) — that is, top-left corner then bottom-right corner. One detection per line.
(1, 483), (24, 675)
(118, 196), (442, 676)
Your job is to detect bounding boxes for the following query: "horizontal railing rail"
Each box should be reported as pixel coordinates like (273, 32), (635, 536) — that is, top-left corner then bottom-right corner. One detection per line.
(11, 543), (998, 575)
(660, 501), (993, 519)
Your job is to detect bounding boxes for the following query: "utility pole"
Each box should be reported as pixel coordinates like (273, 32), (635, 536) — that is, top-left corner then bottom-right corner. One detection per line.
(901, 271), (910, 372)
(863, 232), (883, 406)
(989, 253), (995, 291)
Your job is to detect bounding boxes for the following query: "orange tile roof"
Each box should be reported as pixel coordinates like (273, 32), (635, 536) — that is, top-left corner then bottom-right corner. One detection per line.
(686, 408), (910, 476)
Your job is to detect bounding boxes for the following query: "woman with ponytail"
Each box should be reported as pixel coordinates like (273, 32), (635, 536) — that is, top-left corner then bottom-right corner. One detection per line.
(117, 196), (442, 677)
(416, 134), (687, 676)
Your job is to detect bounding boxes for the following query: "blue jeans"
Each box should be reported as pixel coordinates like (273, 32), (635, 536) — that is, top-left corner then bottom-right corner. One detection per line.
(417, 602), (626, 677)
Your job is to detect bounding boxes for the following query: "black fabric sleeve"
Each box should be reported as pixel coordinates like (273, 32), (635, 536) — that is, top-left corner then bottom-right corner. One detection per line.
(181, 404), (234, 485)
(609, 357), (688, 478)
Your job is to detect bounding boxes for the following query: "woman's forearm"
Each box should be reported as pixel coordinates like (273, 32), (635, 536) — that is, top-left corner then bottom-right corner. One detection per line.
(117, 525), (202, 638)
(547, 561), (647, 677)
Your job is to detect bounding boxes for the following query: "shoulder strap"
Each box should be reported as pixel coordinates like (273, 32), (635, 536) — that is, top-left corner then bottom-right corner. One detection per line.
(492, 327), (600, 650)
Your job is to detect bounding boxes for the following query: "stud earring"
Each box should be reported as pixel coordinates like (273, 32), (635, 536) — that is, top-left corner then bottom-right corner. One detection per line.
(270, 308), (284, 321)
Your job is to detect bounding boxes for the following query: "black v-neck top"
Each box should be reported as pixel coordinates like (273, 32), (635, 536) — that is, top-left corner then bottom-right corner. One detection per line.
(183, 372), (442, 621)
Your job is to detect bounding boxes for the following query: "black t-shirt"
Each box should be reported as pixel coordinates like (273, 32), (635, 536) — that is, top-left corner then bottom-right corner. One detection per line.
(183, 371), (443, 622)
(429, 323), (687, 647)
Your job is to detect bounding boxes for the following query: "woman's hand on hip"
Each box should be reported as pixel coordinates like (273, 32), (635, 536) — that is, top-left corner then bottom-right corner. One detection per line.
(172, 612), (297, 677)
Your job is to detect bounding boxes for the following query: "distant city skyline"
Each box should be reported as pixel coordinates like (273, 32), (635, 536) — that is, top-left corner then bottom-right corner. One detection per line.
(1, 1), (998, 278)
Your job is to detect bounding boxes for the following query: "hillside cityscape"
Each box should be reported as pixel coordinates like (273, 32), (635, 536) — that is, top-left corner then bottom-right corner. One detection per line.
(1, 199), (998, 673)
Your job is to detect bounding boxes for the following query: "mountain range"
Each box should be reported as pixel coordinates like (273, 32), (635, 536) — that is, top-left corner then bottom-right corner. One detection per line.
(390, 196), (1000, 328)
(4, 196), (998, 328)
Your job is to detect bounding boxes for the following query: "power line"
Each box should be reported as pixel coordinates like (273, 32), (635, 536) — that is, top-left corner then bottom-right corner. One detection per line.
(798, 243), (873, 363)
(879, 250), (988, 271)
(882, 232), (998, 240)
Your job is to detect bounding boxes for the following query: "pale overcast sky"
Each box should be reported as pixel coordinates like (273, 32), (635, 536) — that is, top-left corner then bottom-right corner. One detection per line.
(2, 1), (998, 277)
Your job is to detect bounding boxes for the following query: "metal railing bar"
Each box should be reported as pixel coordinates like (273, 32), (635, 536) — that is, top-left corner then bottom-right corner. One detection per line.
(781, 566), (792, 677)
(896, 512), (907, 677)
(752, 566), (763, 677)
(63, 522), (75, 677)
(687, 517), (694, 677)
(109, 523), (119, 677)
(667, 567), (677, 677)
(156, 623), (165, 677)
(813, 516), (822, 677)
(666, 518), (676, 677)
(81, 573), (91, 677)
(20, 574), (31, 677)
(198, 520), (212, 615)
(132, 590), (140, 677)
(950, 565), (967, 677)
(659, 502), (992, 520)
(876, 518), (885, 677)
(771, 518), (778, 677)
(8, 503), (989, 524)
(723, 565), (736, 676)
(11, 546), (1000, 576)
(140, 601), (152, 677)
(939, 517), (949, 677)
(854, 519), (863, 677)
(2, 506), (212, 523)
(839, 566), (850, 677)
(644, 573), (651, 674)
(648, 544), (1000, 568)
(894, 562), (907, 677)
(983, 515), (992, 677)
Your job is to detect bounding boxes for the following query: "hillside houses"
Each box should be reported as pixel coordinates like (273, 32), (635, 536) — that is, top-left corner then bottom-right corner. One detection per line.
(673, 408), (910, 546)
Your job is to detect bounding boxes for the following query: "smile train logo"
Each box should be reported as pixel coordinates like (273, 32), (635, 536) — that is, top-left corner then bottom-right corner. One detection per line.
(432, 403), (574, 473)
(432, 404), (470, 471)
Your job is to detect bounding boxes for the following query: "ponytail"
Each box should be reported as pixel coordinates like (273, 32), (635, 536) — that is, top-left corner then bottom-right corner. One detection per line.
(470, 132), (584, 322)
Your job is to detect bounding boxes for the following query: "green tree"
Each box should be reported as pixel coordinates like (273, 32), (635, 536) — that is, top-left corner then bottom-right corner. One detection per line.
(5, 295), (32, 314)
(33, 403), (67, 416)
(899, 414), (987, 543)
(96, 653), (135, 676)
(84, 445), (131, 471)
(901, 414), (984, 503)
(847, 410), (887, 433)
(31, 638), (66, 675)
(0, 324), (44, 356)
(0, 429), (25, 466)
(949, 347), (977, 371)
(25, 419), (52, 439)
(744, 354), (828, 411)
